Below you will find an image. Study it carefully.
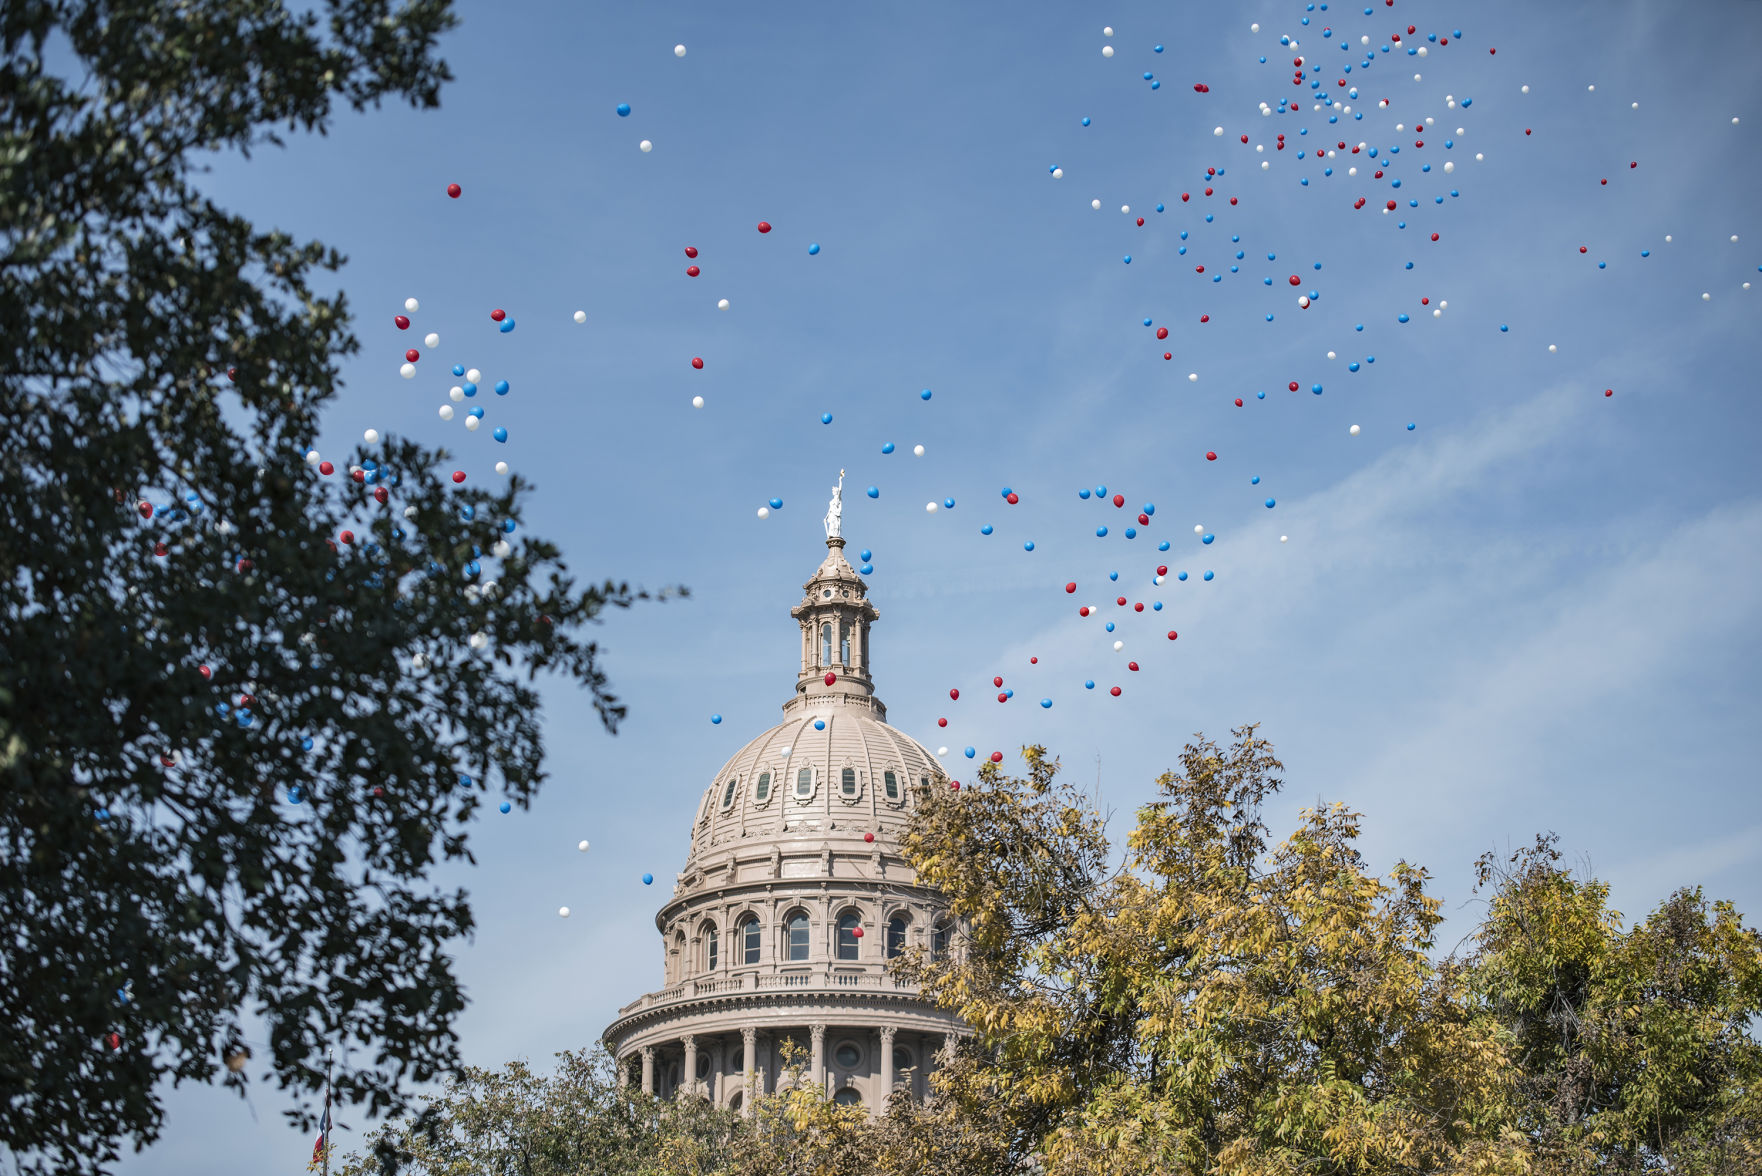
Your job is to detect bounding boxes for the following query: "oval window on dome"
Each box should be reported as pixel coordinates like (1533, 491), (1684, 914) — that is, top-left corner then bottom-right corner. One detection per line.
(720, 776), (738, 809)
(841, 767), (857, 796)
(884, 770), (899, 800)
(755, 771), (771, 802)
(795, 767), (813, 799)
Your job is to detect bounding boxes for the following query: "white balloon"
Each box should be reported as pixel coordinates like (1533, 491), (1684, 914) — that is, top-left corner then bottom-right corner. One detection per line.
(1548, 344), (1558, 353)
(1280, 535), (1288, 543)
(404, 297), (419, 312)
(574, 310), (587, 323)
(1349, 424), (1361, 436)
(1120, 204), (1130, 214)
(1194, 524), (1204, 534)
(1522, 84), (1530, 93)
(1702, 292), (1712, 301)
(494, 461), (509, 475)
(1051, 168), (1063, 179)
(558, 907), (571, 918)
(1417, 45), (1426, 56)
(466, 369), (482, 383)
(779, 745), (791, 757)
(925, 502), (938, 513)
(305, 449), (321, 465)
(399, 363), (415, 379)
(1102, 26), (1113, 36)
(757, 506), (770, 519)
(1298, 295), (1311, 308)
(363, 429), (379, 444)
(937, 746), (948, 756)
(1091, 198), (1101, 210)
(1101, 45), (1113, 57)
(639, 139), (653, 152)
(1432, 308), (1442, 318)
(717, 298), (730, 310)
(1214, 126), (1224, 136)
(673, 43), (686, 56)
(1261, 161), (1270, 170)
(465, 416), (480, 431)
(403, 506), (418, 519)
(578, 840), (591, 852)
(423, 332), (440, 348)
(692, 395), (704, 408)
(1188, 372), (1198, 382)
(492, 540), (511, 558)
(913, 444), (925, 457)
(1112, 640), (1124, 651)
(1443, 161), (1454, 173)
(1664, 235), (1672, 243)
(1251, 22), (1259, 31)
(469, 632), (488, 651)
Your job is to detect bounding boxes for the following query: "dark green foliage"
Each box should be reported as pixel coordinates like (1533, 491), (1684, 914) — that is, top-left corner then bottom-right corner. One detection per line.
(0, 3), (671, 1172)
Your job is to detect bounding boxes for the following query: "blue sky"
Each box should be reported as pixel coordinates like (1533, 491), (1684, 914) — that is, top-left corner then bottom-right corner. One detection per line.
(119, 0), (1761, 1170)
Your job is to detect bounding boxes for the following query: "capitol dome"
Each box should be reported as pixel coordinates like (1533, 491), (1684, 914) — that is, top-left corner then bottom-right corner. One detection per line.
(603, 476), (967, 1115)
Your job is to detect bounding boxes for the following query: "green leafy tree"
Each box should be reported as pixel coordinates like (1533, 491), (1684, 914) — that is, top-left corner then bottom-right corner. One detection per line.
(0, 3), (670, 1172)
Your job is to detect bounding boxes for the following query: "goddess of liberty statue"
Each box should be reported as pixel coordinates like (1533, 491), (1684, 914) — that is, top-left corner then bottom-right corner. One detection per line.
(823, 469), (846, 540)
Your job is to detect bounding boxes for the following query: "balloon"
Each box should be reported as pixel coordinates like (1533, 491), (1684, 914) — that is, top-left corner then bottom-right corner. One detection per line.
(559, 907), (571, 918)
(424, 332), (440, 348)
(882, 442), (895, 454)
(757, 221), (772, 233)
(499, 801), (511, 814)
(1040, 699), (1052, 708)
(686, 265), (700, 277)
(405, 297), (419, 312)
(990, 751), (1003, 763)
(867, 486), (879, 498)
(1110, 686), (1122, 696)
(964, 747), (976, 758)
(757, 507), (769, 518)
(949, 688), (960, 700)
(642, 873), (654, 885)
(446, 183), (461, 198)
(1349, 424), (1361, 435)
(617, 103), (631, 116)
(578, 840), (591, 851)
(1102, 45), (1113, 57)
(822, 413), (833, 424)
(492, 427), (507, 443)
(363, 428), (379, 444)
(399, 363), (415, 379)
(495, 379), (510, 395)
(639, 140), (652, 152)
(920, 388), (932, 400)
(452, 471), (466, 483)
(824, 672), (837, 685)
(913, 444), (925, 456)
(814, 720), (826, 731)
(1266, 498), (1276, 508)
(808, 243), (820, 255)
(981, 524), (993, 535)
(926, 502), (938, 512)
(495, 461), (510, 474)
(1206, 451), (1217, 461)
(1024, 541), (1035, 551)
(692, 357), (704, 369)
(1203, 570), (1214, 581)
(674, 44), (686, 56)
(394, 315), (409, 330)
(574, 310), (588, 323)
(499, 319), (515, 333)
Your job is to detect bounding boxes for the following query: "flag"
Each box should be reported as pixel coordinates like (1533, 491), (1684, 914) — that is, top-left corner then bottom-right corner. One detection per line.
(310, 1103), (330, 1164)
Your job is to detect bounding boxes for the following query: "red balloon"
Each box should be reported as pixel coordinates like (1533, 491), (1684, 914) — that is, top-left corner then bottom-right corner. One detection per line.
(153, 542), (167, 558)
(1138, 513), (1149, 525)
(1605, 389), (1614, 397)
(1112, 493), (1125, 507)
(757, 221), (772, 233)
(1167, 631), (1178, 640)
(137, 501), (153, 518)
(1205, 188), (1214, 197)
(1134, 603), (1144, 613)
(199, 665), (213, 679)
(490, 308), (506, 322)
(1136, 217), (1144, 226)
(452, 471), (466, 483)
(684, 246), (698, 258)
(395, 315), (410, 330)
(1116, 596), (1127, 606)
(1181, 193), (1190, 202)
(1288, 275), (1301, 286)
(992, 676), (1003, 687)
(108, 1032), (122, 1051)
(989, 751), (1003, 763)
(938, 717), (947, 727)
(1065, 582), (1077, 593)
(1289, 381), (1300, 391)
(1110, 686), (1122, 697)
(319, 461), (334, 475)
(1199, 314), (1209, 323)
(339, 530), (354, 545)
(852, 926), (864, 937)
(691, 357), (704, 369)
(1205, 451), (1217, 461)
(1579, 246), (1588, 254)
(1235, 398), (1244, 407)
(686, 265), (700, 277)
(1156, 327), (1169, 340)
(863, 832), (875, 843)
(949, 688), (959, 699)
(374, 486), (389, 504)
(1128, 662), (1139, 672)
(446, 183), (461, 198)
(351, 467), (365, 483)
(1195, 264), (1205, 273)
(1157, 566), (1168, 576)
(1079, 606), (1090, 616)
(1164, 353), (1172, 361)
(405, 349), (420, 362)
(950, 781), (961, 791)
(1431, 233), (1440, 242)
(824, 672), (837, 685)
(997, 692), (1007, 703)
(1029, 656), (1038, 664)
(1005, 492), (1019, 505)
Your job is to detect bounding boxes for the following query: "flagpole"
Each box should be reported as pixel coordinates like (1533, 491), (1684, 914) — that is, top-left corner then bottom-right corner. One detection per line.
(322, 1046), (333, 1176)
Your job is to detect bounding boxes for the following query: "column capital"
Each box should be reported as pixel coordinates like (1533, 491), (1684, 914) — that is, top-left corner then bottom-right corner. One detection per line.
(640, 1044), (656, 1060)
(681, 1033), (696, 1047)
(741, 1025), (757, 1047)
(879, 1025), (897, 1045)
(809, 1023), (826, 1044)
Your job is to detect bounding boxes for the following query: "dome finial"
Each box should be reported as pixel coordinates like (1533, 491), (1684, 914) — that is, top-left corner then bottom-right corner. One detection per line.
(823, 469), (846, 541)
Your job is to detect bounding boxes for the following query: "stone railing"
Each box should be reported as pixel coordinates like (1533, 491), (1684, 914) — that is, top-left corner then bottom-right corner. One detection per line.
(614, 969), (917, 1017)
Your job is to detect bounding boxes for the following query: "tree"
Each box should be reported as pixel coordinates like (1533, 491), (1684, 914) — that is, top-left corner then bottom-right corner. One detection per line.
(898, 730), (1532, 1175)
(1468, 835), (1762, 1174)
(0, 3), (670, 1171)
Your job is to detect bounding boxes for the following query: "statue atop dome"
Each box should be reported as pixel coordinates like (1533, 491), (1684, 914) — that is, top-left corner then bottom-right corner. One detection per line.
(823, 469), (846, 540)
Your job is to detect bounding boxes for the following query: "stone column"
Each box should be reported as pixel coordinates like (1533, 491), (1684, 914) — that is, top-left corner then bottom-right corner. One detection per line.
(741, 1027), (757, 1117)
(640, 1045), (655, 1095)
(809, 1023), (826, 1091)
(680, 1035), (697, 1100)
(879, 1026), (896, 1109)
(712, 1042), (725, 1104)
(620, 1052), (634, 1088)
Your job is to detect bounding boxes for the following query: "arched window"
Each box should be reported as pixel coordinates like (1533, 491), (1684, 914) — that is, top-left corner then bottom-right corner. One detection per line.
(884, 770), (899, 800)
(720, 776), (738, 809)
(841, 767), (857, 797)
(932, 920), (951, 959)
(755, 772), (771, 802)
(740, 916), (761, 965)
(836, 911), (861, 961)
(704, 924), (719, 971)
(795, 767), (813, 799)
(786, 911), (810, 961)
(886, 915), (908, 959)
(839, 620), (851, 664)
(833, 1087), (863, 1106)
(672, 930), (687, 981)
(821, 623), (832, 666)
(892, 1045), (913, 1073)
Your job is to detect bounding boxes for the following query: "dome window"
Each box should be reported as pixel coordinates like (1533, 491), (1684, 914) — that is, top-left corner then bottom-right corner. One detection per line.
(785, 911), (811, 961)
(754, 771), (771, 802)
(794, 767), (814, 800)
(836, 910), (861, 960)
(886, 915), (908, 959)
(720, 776), (739, 810)
(883, 770), (899, 800)
(840, 767), (857, 797)
(834, 1042), (862, 1070)
(892, 1045), (913, 1073)
(821, 622), (833, 665)
(739, 915), (761, 965)
(704, 924), (719, 971)
(833, 1086), (862, 1106)
(932, 920), (952, 960)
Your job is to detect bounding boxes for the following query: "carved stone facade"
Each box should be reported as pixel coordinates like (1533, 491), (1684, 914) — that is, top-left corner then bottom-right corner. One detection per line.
(602, 525), (966, 1114)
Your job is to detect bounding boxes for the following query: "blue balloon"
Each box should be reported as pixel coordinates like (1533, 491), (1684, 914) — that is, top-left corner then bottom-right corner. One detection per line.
(1096, 526), (1108, 537)
(1108, 571), (1119, 581)
(495, 380), (510, 395)
(821, 412), (833, 424)
(1158, 540), (1170, 552)
(814, 720), (826, 731)
(1156, 203), (1165, 212)
(286, 785), (304, 804)
(1124, 527), (1136, 539)
(1152, 601), (1162, 611)
(463, 382), (477, 397)
(642, 873), (654, 885)
(711, 714), (722, 724)
(1203, 570), (1214, 581)
(866, 486), (879, 498)
(882, 442), (895, 454)
(1266, 499), (1276, 508)
(1202, 534), (1214, 544)
(1407, 422), (1417, 431)
(1085, 680), (1095, 690)
(981, 524), (993, 535)
(944, 498), (955, 509)
(301, 737), (314, 751)
(1095, 485), (1107, 496)
(920, 388), (932, 400)
(1000, 487), (1012, 498)
(1500, 324), (1509, 332)
(1081, 117), (1091, 126)
(1143, 503), (1155, 516)
(503, 520), (517, 533)
(1040, 698), (1053, 708)
(769, 497), (783, 509)
(860, 549), (872, 561)
(1123, 256), (1132, 264)
(1178, 571), (1188, 581)
(1004, 689), (1013, 699)
(1251, 476), (1260, 485)
(1398, 314), (1410, 323)
(493, 427), (508, 443)
(1154, 44), (1164, 52)
(617, 103), (631, 116)
(1106, 622), (1115, 633)
(1023, 540), (1035, 551)
(498, 319), (515, 333)
(964, 747), (976, 758)
(808, 243), (820, 255)
(860, 564), (873, 574)
(1312, 384), (1323, 395)
(1078, 488), (1091, 499)
(499, 801), (511, 814)
(467, 406), (484, 419)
